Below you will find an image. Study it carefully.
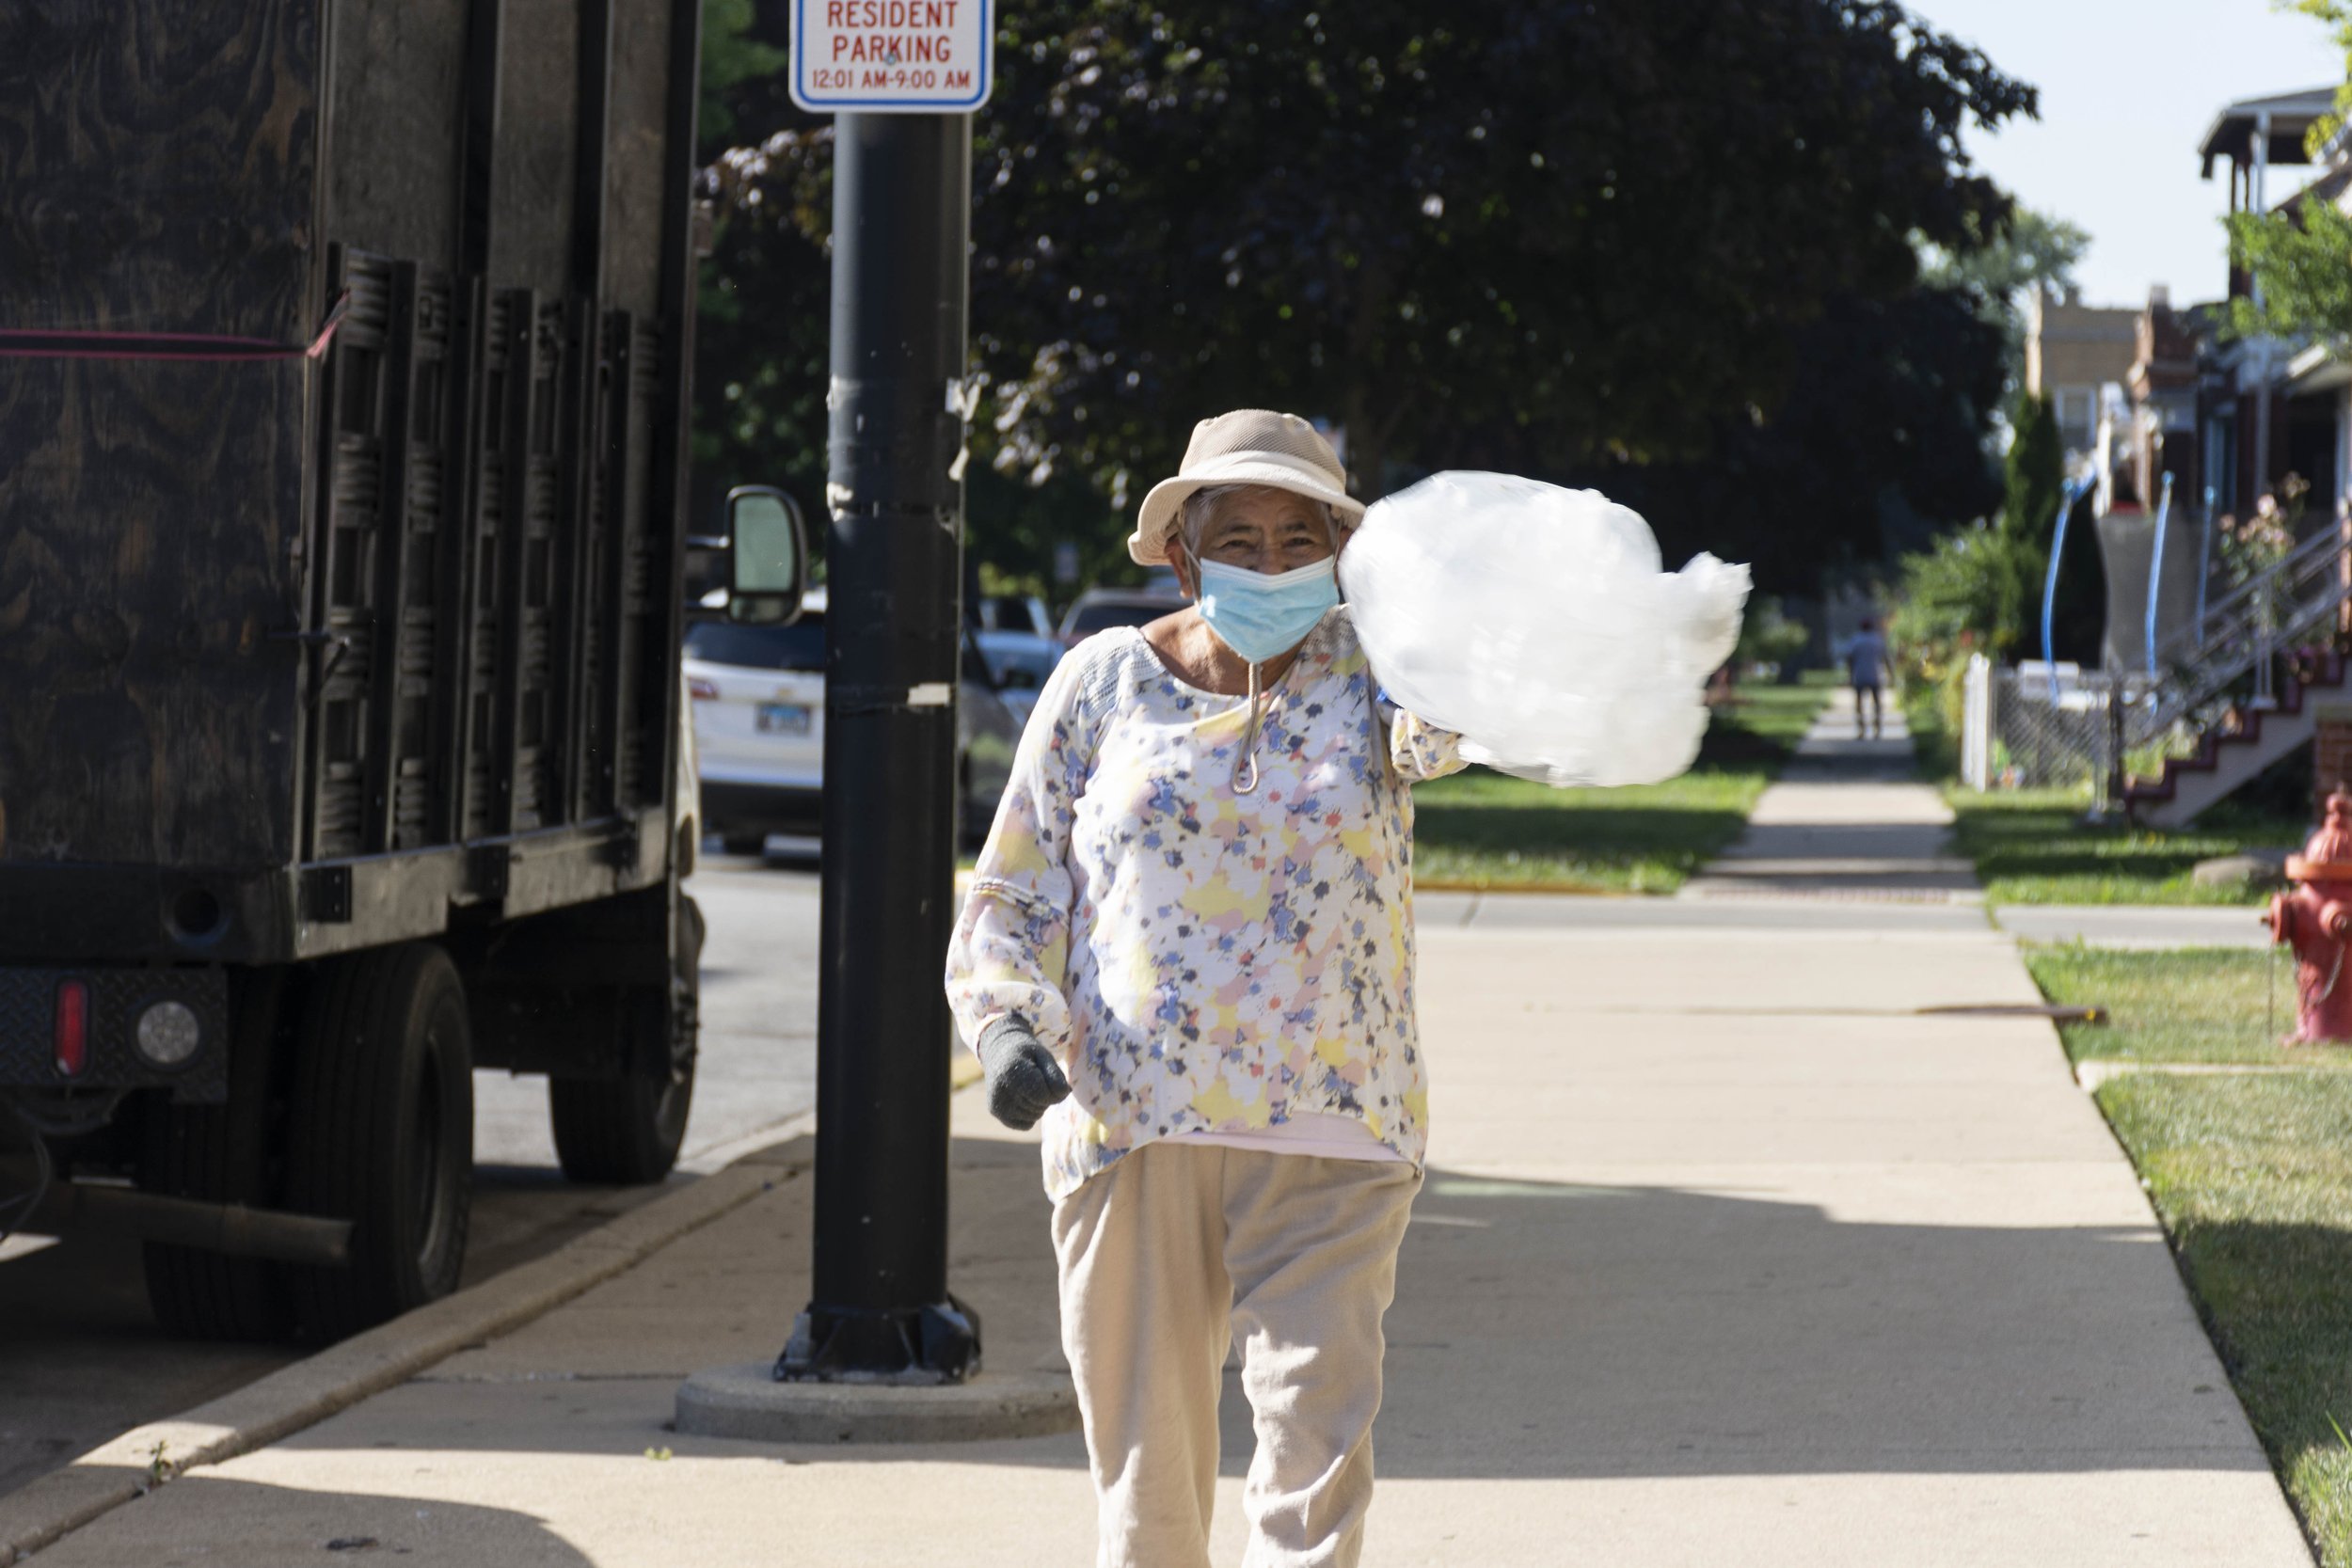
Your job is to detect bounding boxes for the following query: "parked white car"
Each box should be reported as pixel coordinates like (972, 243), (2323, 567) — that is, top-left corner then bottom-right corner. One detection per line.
(972, 592), (1054, 637)
(1057, 587), (1187, 652)
(973, 628), (1063, 724)
(685, 589), (1024, 853)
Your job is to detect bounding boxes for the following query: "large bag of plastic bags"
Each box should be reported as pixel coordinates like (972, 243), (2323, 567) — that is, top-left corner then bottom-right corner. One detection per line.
(1338, 472), (1751, 788)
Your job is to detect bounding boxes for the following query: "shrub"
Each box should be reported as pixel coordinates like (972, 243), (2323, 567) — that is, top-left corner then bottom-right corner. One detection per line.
(1891, 521), (2044, 729)
(1734, 594), (1811, 677)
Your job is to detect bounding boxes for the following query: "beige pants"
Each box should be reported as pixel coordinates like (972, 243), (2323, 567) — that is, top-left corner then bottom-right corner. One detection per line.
(1052, 1142), (1422, 1568)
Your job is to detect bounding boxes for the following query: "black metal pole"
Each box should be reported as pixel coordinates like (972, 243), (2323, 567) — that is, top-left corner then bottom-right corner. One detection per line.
(778, 111), (977, 1384)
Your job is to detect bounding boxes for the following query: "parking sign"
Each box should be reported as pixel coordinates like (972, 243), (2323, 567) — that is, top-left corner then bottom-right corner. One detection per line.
(791, 0), (994, 114)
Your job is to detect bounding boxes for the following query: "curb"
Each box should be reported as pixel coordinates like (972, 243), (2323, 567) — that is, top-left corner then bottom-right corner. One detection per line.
(0, 1149), (804, 1564)
(676, 1361), (1079, 1444)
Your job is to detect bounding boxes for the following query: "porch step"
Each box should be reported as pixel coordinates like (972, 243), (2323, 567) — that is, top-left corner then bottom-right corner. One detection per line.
(2123, 654), (2344, 828)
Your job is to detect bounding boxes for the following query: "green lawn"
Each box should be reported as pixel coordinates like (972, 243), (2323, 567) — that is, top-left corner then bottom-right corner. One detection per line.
(1900, 680), (2308, 905)
(1943, 785), (2309, 907)
(2028, 946), (2352, 1563)
(1408, 676), (1832, 895)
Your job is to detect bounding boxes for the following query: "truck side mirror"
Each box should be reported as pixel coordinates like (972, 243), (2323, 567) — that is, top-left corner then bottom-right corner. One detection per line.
(721, 485), (807, 626)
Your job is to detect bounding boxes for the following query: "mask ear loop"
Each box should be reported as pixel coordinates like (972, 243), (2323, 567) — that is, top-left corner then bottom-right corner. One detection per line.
(1233, 661), (1263, 794)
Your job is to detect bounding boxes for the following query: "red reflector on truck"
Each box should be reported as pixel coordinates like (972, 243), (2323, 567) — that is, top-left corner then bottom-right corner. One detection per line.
(54, 981), (88, 1077)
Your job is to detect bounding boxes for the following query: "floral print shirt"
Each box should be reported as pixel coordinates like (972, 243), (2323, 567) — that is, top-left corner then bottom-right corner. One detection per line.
(944, 606), (1465, 1198)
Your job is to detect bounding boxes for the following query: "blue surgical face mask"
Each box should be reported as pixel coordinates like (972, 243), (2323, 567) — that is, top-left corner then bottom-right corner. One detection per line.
(1193, 556), (1341, 664)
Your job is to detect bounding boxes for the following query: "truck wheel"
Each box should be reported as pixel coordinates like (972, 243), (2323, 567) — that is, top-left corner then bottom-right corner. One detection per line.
(548, 1047), (694, 1185)
(548, 895), (701, 1184)
(139, 970), (294, 1341)
(282, 944), (473, 1341)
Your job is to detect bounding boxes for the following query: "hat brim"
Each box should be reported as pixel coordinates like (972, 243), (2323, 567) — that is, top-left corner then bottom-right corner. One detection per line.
(1128, 458), (1365, 566)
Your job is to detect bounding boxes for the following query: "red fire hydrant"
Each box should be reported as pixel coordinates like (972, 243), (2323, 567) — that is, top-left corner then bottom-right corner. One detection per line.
(2267, 787), (2352, 1042)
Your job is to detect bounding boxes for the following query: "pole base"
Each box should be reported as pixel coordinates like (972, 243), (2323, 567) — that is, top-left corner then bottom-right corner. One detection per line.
(675, 1361), (1078, 1444)
(777, 1293), (981, 1385)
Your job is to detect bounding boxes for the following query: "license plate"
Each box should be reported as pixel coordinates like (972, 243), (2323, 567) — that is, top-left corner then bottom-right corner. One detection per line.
(755, 702), (811, 736)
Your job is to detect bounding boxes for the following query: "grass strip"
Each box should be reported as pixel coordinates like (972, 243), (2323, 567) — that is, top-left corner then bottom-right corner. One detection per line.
(1902, 683), (2306, 906)
(1408, 677), (1832, 895)
(2028, 945), (2352, 1563)
(1945, 787), (2309, 906)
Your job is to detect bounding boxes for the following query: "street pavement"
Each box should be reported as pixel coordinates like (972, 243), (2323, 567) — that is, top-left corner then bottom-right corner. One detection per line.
(0, 855), (821, 1507)
(6, 698), (2315, 1566)
(1992, 903), (2272, 950)
(472, 856), (821, 1176)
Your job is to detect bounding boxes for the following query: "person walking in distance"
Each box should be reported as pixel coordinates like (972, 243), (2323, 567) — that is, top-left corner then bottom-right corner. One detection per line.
(1845, 617), (1887, 739)
(946, 409), (1464, 1568)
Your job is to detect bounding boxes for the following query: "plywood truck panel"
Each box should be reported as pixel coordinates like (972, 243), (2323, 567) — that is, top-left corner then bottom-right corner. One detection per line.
(0, 3), (318, 870)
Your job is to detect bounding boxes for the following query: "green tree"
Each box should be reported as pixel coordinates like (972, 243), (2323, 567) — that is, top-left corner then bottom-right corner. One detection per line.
(2001, 392), (2065, 541)
(1585, 283), (2011, 591)
(698, 0), (2032, 584)
(689, 0), (824, 539)
(1887, 388), (2099, 703)
(2221, 1), (2352, 344)
(1892, 523), (2045, 658)
(2273, 0), (2352, 155)
(697, 0), (787, 149)
(1921, 206), (2091, 391)
(2226, 196), (2352, 346)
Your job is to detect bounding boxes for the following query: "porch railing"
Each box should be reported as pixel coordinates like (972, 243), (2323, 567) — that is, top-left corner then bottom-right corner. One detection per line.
(2131, 523), (2350, 744)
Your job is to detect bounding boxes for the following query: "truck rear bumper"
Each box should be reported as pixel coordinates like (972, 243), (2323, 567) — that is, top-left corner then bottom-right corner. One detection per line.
(0, 965), (230, 1104)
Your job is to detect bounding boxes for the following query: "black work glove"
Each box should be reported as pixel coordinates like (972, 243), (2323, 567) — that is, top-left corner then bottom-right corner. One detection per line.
(977, 1016), (1072, 1132)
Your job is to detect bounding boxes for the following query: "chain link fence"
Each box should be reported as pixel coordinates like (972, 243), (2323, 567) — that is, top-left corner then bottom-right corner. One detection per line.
(1959, 657), (2189, 794)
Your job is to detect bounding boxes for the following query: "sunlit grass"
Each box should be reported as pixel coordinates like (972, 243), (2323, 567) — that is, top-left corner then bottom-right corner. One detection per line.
(1943, 785), (2307, 906)
(2029, 946), (2352, 1562)
(1903, 685), (2307, 906)
(1410, 677), (1833, 895)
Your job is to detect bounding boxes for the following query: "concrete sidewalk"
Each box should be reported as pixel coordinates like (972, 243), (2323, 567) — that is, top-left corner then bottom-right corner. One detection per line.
(11, 689), (2314, 1567)
(1680, 694), (1979, 903)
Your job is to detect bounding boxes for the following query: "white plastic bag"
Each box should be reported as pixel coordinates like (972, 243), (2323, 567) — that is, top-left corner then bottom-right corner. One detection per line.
(1339, 472), (1750, 788)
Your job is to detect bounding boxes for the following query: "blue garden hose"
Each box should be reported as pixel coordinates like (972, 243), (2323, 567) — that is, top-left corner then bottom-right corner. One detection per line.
(2145, 471), (2175, 677)
(2042, 475), (2096, 704)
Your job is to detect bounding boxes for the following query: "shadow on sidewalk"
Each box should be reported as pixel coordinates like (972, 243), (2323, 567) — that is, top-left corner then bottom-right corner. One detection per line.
(234, 1143), (2257, 1484)
(1373, 1171), (2247, 1479)
(29, 1473), (600, 1564)
(1780, 737), (1919, 787)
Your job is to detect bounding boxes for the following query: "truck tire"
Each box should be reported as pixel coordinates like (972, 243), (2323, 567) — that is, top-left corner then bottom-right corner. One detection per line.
(282, 944), (473, 1341)
(548, 895), (701, 1184)
(139, 969), (294, 1341)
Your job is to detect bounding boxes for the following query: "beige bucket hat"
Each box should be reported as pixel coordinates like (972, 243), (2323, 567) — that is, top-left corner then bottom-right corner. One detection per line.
(1128, 409), (1363, 566)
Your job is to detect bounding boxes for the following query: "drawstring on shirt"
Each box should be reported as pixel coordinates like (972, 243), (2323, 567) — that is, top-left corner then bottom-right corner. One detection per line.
(1232, 661), (1263, 795)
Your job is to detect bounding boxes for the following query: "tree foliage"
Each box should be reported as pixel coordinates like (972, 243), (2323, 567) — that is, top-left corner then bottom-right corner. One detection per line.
(1889, 390), (2103, 694)
(1891, 522), (2042, 659)
(695, 0), (2032, 589)
(2227, 197), (2352, 347)
(2001, 391), (2064, 540)
(2275, 0), (2352, 156)
(1583, 284), (2010, 590)
(2221, 1), (2352, 347)
(1921, 206), (2090, 391)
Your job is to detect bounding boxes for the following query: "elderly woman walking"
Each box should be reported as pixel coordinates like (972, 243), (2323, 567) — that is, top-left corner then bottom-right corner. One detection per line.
(945, 409), (1462, 1567)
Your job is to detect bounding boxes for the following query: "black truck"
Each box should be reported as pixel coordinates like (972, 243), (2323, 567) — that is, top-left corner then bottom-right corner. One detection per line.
(0, 0), (802, 1340)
